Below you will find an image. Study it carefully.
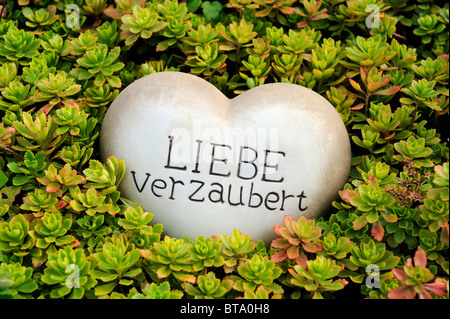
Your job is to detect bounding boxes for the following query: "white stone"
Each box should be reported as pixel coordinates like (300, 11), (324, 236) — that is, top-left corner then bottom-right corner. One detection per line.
(100, 72), (351, 243)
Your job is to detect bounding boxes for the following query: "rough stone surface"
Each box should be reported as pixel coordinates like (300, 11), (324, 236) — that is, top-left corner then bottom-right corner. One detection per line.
(100, 72), (351, 243)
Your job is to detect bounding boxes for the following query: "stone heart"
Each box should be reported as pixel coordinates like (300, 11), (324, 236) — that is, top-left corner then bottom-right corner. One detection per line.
(100, 72), (351, 243)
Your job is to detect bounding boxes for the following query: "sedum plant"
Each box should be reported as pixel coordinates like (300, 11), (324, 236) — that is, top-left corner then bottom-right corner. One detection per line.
(120, 5), (167, 46)
(40, 246), (96, 298)
(140, 236), (195, 283)
(0, 262), (37, 298)
(183, 271), (233, 299)
(90, 234), (142, 296)
(289, 255), (348, 299)
(271, 215), (323, 268)
(71, 44), (125, 88)
(0, 26), (40, 64)
(388, 249), (447, 299)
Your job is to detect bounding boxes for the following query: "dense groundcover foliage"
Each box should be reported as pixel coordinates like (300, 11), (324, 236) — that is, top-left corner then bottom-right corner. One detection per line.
(0, 0), (448, 300)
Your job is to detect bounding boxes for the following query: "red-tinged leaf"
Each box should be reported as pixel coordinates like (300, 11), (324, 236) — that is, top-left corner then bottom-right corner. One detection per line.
(391, 268), (408, 283)
(372, 85), (401, 96)
(286, 245), (299, 259)
(273, 224), (284, 236)
(349, 78), (364, 94)
(418, 291), (433, 299)
(387, 286), (414, 299)
(46, 183), (60, 193)
(72, 240), (81, 248)
(340, 189), (356, 202)
(56, 200), (67, 210)
(173, 272), (196, 284)
(281, 7), (295, 14)
(271, 237), (290, 249)
(255, 6), (272, 17)
(380, 210), (397, 223)
(371, 220), (385, 241)
(287, 236), (301, 246)
(156, 266), (171, 279)
(283, 215), (295, 233)
(271, 251), (287, 263)
(302, 241), (323, 253)
(352, 214), (368, 229)
(296, 251), (308, 269)
(139, 249), (151, 260)
(103, 6), (123, 19)
(351, 103), (364, 110)
(423, 278), (447, 297)
(413, 249), (427, 269)
(297, 21), (308, 28)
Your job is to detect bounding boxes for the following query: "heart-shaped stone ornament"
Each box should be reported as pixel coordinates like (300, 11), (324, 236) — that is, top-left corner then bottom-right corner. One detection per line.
(100, 72), (351, 243)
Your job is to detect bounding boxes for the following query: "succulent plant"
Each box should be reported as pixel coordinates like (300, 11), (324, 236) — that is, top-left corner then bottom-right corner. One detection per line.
(30, 210), (77, 253)
(57, 143), (93, 170)
(184, 271), (233, 299)
(388, 249), (447, 299)
(41, 246), (96, 298)
(185, 43), (227, 78)
(271, 53), (303, 83)
(12, 111), (60, 155)
(0, 262), (37, 298)
(74, 214), (111, 242)
(0, 81), (36, 112)
(69, 186), (118, 216)
(427, 162), (449, 201)
(0, 0), (448, 301)
(21, 5), (58, 29)
(254, 0), (296, 24)
(132, 281), (183, 299)
(120, 5), (167, 46)
(189, 234), (224, 271)
(233, 253), (283, 293)
(414, 14), (447, 46)
(271, 216), (323, 268)
(0, 214), (35, 257)
(326, 86), (358, 125)
(140, 236), (195, 283)
(344, 238), (400, 283)
(90, 234), (142, 296)
(0, 62), (17, 90)
(340, 176), (397, 241)
(68, 30), (98, 56)
(20, 188), (62, 217)
(181, 23), (219, 54)
(220, 229), (256, 273)
(71, 44), (124, 88)
(36, 163), (85, 194)
(341, 35), (396, 72)
(393, 136), (434, 168)
(83, 156), (125, 194)
(82, 0), (107, 18)
(289, 255), (348, 299)
(318, 232), (353, 261)
(30, 72), (81, 113)
(0, 26), (40, 64)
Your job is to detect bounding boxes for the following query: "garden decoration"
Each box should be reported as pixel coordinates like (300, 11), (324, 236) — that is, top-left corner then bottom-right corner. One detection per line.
(100, 71), (351, 243)
(0, 0), (448, 300)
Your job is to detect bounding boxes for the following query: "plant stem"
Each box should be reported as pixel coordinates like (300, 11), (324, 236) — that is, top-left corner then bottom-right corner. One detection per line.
(2, 146), (25, 160)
